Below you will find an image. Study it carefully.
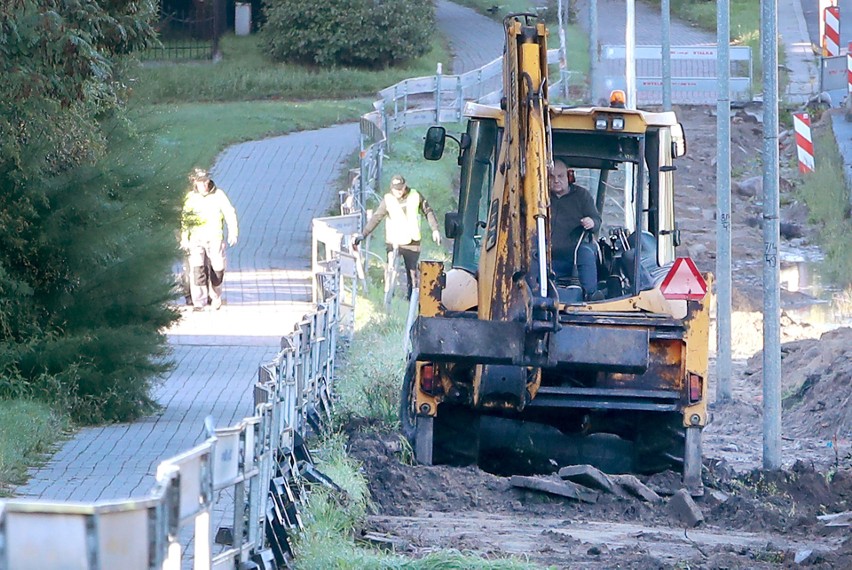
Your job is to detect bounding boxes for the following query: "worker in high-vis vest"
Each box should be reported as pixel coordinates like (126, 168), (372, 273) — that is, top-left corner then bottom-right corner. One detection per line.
(353, 174), (441, 300)
(180, 171), (239, 311)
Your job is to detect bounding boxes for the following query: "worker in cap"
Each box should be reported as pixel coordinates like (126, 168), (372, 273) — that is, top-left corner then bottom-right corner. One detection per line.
(353, 174), (442, 300)
(180, 170), (239, 311)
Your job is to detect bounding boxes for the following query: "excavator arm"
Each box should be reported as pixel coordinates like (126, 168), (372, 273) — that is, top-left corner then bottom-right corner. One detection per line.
(479, 15), (554, 328)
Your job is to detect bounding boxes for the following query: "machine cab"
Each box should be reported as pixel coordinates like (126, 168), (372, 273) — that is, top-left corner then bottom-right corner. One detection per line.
(426, 100), (687, 303)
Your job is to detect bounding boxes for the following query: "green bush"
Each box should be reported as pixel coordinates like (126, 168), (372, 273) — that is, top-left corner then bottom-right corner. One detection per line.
(261, 0), (435, 69)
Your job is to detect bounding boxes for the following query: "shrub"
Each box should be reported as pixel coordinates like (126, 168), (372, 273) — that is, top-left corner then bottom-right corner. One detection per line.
(261, 0), (434, 69)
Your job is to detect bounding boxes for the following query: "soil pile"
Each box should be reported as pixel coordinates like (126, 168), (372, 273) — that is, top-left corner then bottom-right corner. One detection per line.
(349, 429), (852, 569)
(743, 327), (852, 440)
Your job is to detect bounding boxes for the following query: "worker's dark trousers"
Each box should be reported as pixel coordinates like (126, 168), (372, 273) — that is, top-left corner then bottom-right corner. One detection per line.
(388, 242), (421, 300)
(188, 239), (226, 308)
(553, 242), (598, 294)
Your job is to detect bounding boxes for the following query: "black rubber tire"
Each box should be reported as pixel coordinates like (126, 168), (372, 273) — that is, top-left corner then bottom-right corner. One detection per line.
(399, 358), (417, 446)
(633, 412), (687, 474)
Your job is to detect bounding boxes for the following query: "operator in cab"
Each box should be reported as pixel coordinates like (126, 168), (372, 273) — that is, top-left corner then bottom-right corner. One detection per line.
(548, 158), (604, 301)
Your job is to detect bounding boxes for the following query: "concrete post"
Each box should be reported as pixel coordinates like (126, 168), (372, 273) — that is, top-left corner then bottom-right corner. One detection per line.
(716, 0), (733, 403)
(761, 0), (782, 470)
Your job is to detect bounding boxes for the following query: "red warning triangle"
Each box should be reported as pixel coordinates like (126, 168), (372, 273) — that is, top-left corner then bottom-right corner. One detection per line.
(660, 257), (707, 300)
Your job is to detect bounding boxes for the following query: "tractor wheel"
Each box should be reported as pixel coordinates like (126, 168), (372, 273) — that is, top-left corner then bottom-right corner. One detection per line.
(399, 358), (418, 448)
(633, 412), (687, 474)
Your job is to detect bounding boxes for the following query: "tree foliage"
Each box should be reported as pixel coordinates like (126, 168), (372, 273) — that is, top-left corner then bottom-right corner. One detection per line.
(262, 0), (434, 69)
(0, 1), (179, 423)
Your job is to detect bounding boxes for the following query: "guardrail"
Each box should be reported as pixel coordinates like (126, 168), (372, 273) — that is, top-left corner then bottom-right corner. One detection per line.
(0, 261), (343, 570)
(343, 49), (566, 226)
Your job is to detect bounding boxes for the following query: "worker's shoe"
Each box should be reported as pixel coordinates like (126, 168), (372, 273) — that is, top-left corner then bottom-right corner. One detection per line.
(211, 298), (222, 310)
(586, 290), (605, 302)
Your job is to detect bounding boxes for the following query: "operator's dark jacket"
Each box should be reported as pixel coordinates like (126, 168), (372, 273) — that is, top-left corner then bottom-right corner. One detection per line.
(550, 184), (602, 260)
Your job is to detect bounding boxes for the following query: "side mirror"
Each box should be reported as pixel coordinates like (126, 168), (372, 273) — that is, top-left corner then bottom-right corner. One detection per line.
(444, 212), (461, 239)
(424, 126), (446, 161)
(671, 122), (687, 158)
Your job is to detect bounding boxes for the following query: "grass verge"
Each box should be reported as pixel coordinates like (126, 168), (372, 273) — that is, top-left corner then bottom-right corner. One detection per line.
(133, 34), (454, 104)
(796, 122), (852, 287)
(0, 400), (68, 495)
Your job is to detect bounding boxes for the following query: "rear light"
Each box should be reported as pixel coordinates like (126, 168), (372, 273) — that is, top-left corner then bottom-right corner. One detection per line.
(688, 372), (703, 403)
(419, 363), (443, 395)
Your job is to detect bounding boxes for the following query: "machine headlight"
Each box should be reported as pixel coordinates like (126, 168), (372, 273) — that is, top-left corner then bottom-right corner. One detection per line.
(595, 116), (608, 130)
(611, 116), (625, 130)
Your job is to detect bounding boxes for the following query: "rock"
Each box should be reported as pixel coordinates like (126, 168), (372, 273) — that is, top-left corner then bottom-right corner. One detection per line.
(794, 549), (813, 564)
(558, 464), (617, 494)
(816, 510), (852, 527)
(709, 490), (730, 503)
(668, 488), (704, 527)
(358, 531), (410, 552)
(610, 474), (661, 503)
(734, 175), (762, 197)
(510, 475), (599, 503)
(780, 222), (804, 240)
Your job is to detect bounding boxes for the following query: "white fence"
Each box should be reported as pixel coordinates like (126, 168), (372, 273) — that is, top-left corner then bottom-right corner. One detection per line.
(600, 44), (753, 105)
(0, 262), (343, 569)
(343, 48), (566, 227)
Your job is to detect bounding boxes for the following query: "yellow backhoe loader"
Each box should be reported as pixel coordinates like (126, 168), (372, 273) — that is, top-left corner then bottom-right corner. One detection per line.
(403, 14), (711, 495)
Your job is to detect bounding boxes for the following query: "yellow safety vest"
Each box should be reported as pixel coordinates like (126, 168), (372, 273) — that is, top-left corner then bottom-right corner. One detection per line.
(384, 190), (422, 246)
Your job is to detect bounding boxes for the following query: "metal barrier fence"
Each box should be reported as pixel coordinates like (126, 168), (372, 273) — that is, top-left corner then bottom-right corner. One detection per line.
(344, 49), (566, 225)
(0, 262), (342, 569)
(600, 44), (753, 106)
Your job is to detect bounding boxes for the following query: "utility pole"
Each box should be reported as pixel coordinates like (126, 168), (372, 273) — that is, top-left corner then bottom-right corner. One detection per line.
(761, 0), (782, 470)
(558, 0), (569, 100)
(661, 0), (672, 110)
(625, 0), (636, 109)
(625, 0), (636, 230)
(589, 0), (598, 104)
(716, 0), (732, 403)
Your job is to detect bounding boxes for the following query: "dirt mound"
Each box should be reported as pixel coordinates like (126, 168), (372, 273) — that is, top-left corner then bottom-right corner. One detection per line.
(706, 460), (852, 533)
(742, 327), (852, 440)
(347, 425), (852, 568)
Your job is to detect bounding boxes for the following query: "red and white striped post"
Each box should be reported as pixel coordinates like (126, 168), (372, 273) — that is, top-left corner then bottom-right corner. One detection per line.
(824, 6), (841, 57)
(847, 41), (852, 97)
(793, 112), (815, 174)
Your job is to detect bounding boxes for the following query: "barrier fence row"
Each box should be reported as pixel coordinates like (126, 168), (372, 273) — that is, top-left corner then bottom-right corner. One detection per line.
(0, 262), (343, 570)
